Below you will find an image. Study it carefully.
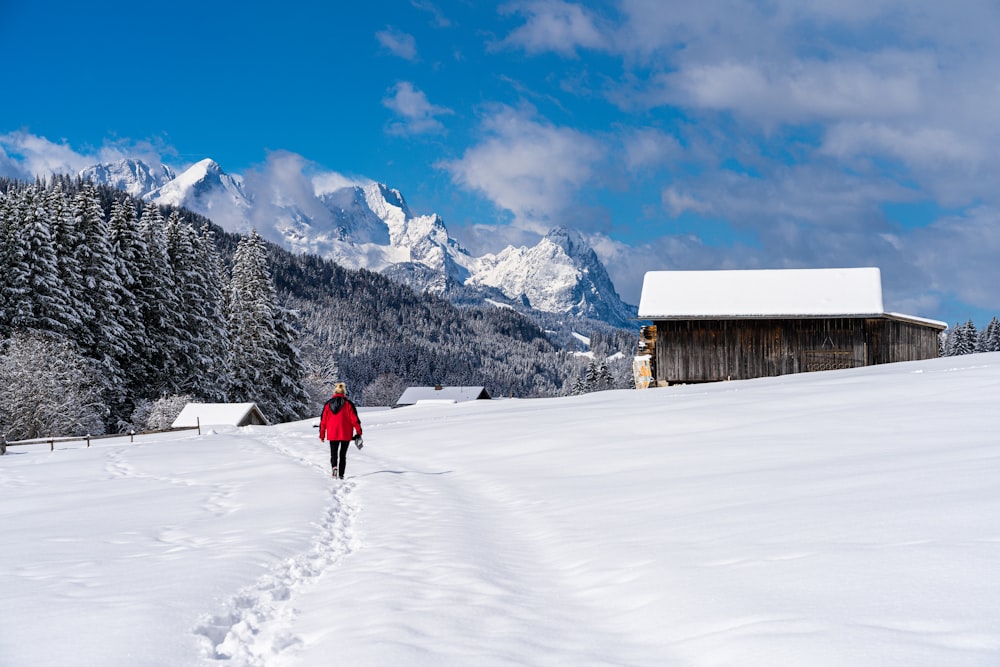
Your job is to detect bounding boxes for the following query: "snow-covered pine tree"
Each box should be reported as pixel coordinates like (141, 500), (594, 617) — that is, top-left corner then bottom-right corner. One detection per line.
(73, 185), (129, 400)
(46, 183), (88, 339)
(596, 360), (614, 391)
(944, 320), (978, 356)
(978, 317), (1000, 353)
(107, 198), (145, 382)
(165, 211), (220, 398)
(191, 224), (231, 401)
(584, 359), (600, 391)
(134, 202), (183, 395)
(269, 305), (312, 421)
(0, 188), (12, 336)
(6, 186), (67, 336)
(227, 230), (309, 422)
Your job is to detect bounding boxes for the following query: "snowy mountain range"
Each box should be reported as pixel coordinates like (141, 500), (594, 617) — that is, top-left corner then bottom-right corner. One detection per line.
(79, 158), (636, 327)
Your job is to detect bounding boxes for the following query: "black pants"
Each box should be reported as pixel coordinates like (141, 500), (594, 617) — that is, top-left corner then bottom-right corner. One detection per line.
(329, 440), (350, 478)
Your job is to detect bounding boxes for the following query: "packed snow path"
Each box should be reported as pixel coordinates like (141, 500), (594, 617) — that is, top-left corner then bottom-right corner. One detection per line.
(3, 354), (1000, 666)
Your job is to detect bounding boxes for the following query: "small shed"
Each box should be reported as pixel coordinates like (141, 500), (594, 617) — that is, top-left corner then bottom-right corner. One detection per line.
(395, 386), (492, 407)
(171, 402), (269, 428)
(637, 268), (946, 385)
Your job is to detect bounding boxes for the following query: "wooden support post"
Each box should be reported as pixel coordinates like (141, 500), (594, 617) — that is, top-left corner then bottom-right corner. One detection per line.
(197, 417), (201, 436)
(50, 438), (54, 452)
(130, 429), (135, 443)
(1, 436), (6, 456)
(86, 434), (91, 448)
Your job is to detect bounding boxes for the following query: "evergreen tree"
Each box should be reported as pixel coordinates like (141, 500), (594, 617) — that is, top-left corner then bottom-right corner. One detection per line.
(166, 211), (213, 397)
(6, 186), (67, 335)
(46, 183), (88, 338)
(107, 198), (147, 408)
(0, 189), (12, 337)
(73, 185), (128, 390)
(978, 317), (1000, 353)
(191, 224), (231, 401)
(596, 360), (614, 391)
(134, 203), (182, 395)
(227, 230), (309, 422)
(944, 320), (978, 356)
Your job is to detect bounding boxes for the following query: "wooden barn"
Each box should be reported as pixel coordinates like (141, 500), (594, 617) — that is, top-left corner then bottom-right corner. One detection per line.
(637, 268), (946, 386)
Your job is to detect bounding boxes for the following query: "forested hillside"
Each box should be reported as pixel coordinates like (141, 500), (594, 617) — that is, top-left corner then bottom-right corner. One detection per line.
(0, 176), (632, 438)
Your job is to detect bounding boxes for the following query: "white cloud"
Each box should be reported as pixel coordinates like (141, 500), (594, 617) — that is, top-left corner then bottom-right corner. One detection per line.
(621, 128), (682, 172)
(904, 206), (1000, 311)
(382, 82), (452, 136)
(311, 170), (369, 196)
(822, 122), (985, 167)
(498, 0), (610, 56)
(0, 131), (92, 179)
(643, 57), (923, 124)
(375, 27), (418, 61)
(439, 106), (605, 232)
(661, 187), (713, 217)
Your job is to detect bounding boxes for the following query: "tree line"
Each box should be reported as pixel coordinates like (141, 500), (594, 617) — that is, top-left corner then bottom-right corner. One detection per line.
(940, 318), (1000, 356)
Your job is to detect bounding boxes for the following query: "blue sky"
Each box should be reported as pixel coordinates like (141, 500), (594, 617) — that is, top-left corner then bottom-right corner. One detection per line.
(3, 0), (1000, 326)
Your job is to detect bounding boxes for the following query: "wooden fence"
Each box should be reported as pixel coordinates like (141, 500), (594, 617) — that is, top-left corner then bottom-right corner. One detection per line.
(1, 419), (201, 455)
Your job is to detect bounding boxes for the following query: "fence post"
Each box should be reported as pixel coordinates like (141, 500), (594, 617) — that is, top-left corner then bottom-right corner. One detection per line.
(86, 434), (91, 448)
(1, 435), (6, 456)
(50, 438), (54, 452)
(129, 429), (135, 444)
(197, 417), (201, 436)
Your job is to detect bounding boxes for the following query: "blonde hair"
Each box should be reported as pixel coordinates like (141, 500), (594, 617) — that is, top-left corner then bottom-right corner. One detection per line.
(334, 382), (347, 395)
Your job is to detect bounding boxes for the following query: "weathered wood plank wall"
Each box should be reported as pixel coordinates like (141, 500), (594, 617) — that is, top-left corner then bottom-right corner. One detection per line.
(653, 317), (940, 384)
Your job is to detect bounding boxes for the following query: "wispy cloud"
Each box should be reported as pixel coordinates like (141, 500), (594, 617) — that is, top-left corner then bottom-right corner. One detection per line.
(411, 0), (452, 28)
(375, 26), (418, 61)
(382, 82), (452, 136)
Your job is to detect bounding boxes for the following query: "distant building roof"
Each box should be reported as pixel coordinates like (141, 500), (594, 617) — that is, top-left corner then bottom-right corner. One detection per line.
(396, 386), (491, 407)
(638, 268), (886, 319)
(171, 403), (269, 428)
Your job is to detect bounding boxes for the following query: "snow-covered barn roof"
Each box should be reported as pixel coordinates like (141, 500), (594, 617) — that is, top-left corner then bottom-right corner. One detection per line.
(171, 403), (269, 428)
(638, 268), (889, 319)
(396, 386), (492, 407)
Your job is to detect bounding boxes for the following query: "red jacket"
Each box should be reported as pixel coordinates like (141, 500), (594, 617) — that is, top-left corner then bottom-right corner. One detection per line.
(319, 394), (362, 442)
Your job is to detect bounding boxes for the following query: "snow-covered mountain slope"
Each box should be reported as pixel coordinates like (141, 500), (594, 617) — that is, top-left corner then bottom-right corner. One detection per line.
(79, 158), (176, 198)
(79, 158), (636, 327)
(147, 158), (250, 215)
(470, 226), (634, 326)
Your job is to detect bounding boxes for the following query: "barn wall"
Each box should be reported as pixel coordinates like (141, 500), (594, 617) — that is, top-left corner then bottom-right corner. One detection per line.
(864, 318), (941, 365)
(653, 317), (940, 384)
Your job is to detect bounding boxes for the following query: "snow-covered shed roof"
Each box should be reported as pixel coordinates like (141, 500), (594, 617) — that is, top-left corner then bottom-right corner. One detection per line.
(638, 268), (888, 319)
(171, 403), (269, 429)
(396, 386), (492, 407)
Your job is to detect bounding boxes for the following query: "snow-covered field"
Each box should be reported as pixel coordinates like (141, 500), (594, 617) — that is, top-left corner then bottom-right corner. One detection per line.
(3, 354), (1000, 666)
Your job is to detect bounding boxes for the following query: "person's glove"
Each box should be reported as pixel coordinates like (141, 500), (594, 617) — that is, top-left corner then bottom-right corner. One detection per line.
(352, 434), (364, 450)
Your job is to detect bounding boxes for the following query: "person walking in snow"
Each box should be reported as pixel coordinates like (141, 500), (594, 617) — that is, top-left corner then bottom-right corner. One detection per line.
(319, 382), (362, 479)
